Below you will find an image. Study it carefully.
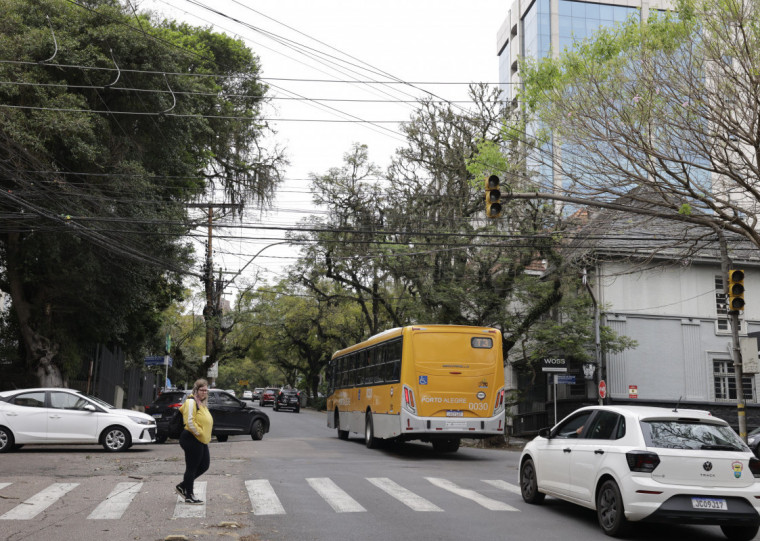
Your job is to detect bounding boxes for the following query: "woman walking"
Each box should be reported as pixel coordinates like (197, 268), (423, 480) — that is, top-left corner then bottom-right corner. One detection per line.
(175, 379), (213, 504)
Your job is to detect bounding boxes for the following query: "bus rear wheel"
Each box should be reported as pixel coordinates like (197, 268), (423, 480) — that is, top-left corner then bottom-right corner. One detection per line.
(335, 409), (348, 440)
(432, 438), (460, 453)
(365, 412), (378, 449)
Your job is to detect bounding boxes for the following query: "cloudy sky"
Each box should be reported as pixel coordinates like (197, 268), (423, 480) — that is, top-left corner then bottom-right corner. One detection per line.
(139, 0), (506, 288)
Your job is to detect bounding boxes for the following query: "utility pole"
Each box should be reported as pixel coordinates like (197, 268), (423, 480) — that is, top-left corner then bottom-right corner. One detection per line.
(188, 202), (240, 387)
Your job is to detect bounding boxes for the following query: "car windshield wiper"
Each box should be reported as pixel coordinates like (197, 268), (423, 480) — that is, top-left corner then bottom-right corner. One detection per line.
(700, 444), (743, 451)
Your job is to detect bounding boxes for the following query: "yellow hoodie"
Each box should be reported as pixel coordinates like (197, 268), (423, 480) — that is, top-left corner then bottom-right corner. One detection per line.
(181, 396), (213, 444)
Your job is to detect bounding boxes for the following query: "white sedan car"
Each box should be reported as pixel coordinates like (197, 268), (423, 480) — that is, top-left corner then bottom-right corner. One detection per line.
(519, 405), (760, 541)
(0, 388), (156, 452)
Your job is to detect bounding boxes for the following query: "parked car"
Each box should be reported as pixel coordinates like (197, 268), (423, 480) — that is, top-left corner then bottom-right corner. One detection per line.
(144, 390), (186, 443)
(242, 390), (253, 400)
(273, 388), (301, 413)
(0, 388), (156, 453)
(519, 405), (760, 540)
(259, 388), (277, 407)
(150, 389), (270, 442)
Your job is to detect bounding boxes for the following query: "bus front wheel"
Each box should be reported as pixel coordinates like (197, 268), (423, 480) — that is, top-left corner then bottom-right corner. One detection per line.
(365, 412), (378, 449)
(335, 409), (348, 440)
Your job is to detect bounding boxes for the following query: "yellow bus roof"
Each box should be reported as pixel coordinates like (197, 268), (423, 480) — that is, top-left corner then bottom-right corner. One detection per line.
(330, 324), (501, 360)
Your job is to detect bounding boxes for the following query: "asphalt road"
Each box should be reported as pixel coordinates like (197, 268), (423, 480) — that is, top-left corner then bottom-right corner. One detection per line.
(0, 407), (752, 541)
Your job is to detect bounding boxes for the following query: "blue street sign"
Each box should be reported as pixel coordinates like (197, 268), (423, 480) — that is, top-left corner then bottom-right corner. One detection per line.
(144, 355), (172, 367)
(555, 375), (576, 385)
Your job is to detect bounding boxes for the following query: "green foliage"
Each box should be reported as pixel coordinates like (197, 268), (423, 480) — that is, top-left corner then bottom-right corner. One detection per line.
(0, 0), (280, 385)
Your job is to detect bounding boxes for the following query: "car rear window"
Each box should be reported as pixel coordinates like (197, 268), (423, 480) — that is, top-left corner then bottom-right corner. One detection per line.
(641, 419), (748, 451)
(153, 393), (184, 405)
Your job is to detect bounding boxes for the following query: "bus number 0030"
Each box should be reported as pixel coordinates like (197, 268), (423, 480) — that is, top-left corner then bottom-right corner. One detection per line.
(469, 402), (490, 411)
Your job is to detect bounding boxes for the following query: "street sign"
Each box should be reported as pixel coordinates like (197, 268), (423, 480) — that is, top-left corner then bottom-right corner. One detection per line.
(541, 357), (567, 373)
(555, 375), (576, 385)
(144, 355), (172, 367)
(599, 380), (607, 399)
(629, 385), (638, 399)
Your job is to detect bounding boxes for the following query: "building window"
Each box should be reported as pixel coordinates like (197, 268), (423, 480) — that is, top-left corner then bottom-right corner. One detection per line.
(715, 275), (742, 333)
(713, 359), (754, 401)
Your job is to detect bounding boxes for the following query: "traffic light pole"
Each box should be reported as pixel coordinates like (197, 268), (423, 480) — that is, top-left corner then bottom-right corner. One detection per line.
(718, 232), (747, 442)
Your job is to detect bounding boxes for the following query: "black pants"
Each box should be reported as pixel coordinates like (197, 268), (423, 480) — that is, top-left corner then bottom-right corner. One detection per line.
(179, 429), (210, 497)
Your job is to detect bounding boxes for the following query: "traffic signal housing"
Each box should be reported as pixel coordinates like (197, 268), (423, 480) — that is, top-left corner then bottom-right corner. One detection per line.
(728, 269), (745, 312)
(485, 175), (502, 219)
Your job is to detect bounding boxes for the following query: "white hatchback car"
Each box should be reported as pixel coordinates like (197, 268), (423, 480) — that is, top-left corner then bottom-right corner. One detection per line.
(0, 388), (156, 452)
(519, 405), (760, 541)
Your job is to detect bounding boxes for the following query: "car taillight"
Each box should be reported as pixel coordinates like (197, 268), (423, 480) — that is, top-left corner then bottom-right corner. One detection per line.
(626, 451), (660, 472)
(749, 457), (760, 478)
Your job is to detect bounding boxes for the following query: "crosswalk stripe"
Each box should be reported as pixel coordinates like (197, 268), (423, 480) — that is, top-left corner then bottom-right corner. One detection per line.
(246, 479), (286, 515)
(87, 482), (142, 520)
(306, 478), (366, 513)
(482, 479), (522, 496)
(367, 477), (443, 512)
(425, 478), (518, 511)
(0, 483), (11, 491)
(172, 481), (206, 518)
(0, 483), (79, 520)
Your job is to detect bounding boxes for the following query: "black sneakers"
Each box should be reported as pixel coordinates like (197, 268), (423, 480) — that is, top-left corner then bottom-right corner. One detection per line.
(175, 483), (202, 504)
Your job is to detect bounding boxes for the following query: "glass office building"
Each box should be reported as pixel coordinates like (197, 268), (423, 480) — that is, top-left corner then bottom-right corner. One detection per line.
(496, 0), (671, 195)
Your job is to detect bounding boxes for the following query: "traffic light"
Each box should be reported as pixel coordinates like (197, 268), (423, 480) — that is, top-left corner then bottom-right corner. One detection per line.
(728, 269), (745, 311)
(485, 175), (502, 219)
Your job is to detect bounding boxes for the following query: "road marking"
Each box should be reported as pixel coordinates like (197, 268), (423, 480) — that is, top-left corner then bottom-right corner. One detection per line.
(172, 481), (206, 518)
(246, 479), (286, 515)
(0, 483), (11, 491)
(367, 477), (443, 512)
(425, 478), (518, 511)
(87, 482), (142, 520)
(306, 478), (366, 513)
(482, 479), (522, 496)
(0, 483), (79, 520)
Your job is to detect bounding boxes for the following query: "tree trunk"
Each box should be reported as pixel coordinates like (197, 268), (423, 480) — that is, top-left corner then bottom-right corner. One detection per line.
(6, 232), (64, 387)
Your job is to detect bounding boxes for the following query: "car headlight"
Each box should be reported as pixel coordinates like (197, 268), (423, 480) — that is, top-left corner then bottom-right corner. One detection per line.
(128, 415), (154, 425)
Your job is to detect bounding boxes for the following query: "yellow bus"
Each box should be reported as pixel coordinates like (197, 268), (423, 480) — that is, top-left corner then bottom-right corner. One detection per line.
(326, 325), (506, 453)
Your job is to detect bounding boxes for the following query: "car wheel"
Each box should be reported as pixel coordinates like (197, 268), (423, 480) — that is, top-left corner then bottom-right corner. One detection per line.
(520, 458), (545, 504)
(0, 426), (15, 454)
(102, 426), (132, 452)
(155, 434), (168, 444)
(365, 412), (378, 449)
(216, 434), (229, 442)
(720, 525), (760, 541)
(251, 419), (265, 441)
(432, 438), (460, 453)
(336, 409), (348, 440)
(597, 479), (631, 537)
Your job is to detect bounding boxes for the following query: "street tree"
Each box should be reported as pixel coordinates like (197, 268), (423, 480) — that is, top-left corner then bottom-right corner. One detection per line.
(518, 0), (760, 248)
(0, 0), (283, 386)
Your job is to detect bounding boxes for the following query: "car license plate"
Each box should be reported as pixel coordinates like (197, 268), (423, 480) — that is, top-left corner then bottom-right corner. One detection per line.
(446, 410), (463, 417)
(445, 421), (466, 428)
(152, 413), (162, 418)
(691, 497), (727, 510)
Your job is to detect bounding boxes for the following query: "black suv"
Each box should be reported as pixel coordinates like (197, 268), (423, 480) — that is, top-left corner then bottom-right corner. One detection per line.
(144, 390), (185, 444)
(273, 388), (301, 413)
(147, 389), (270, 442)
